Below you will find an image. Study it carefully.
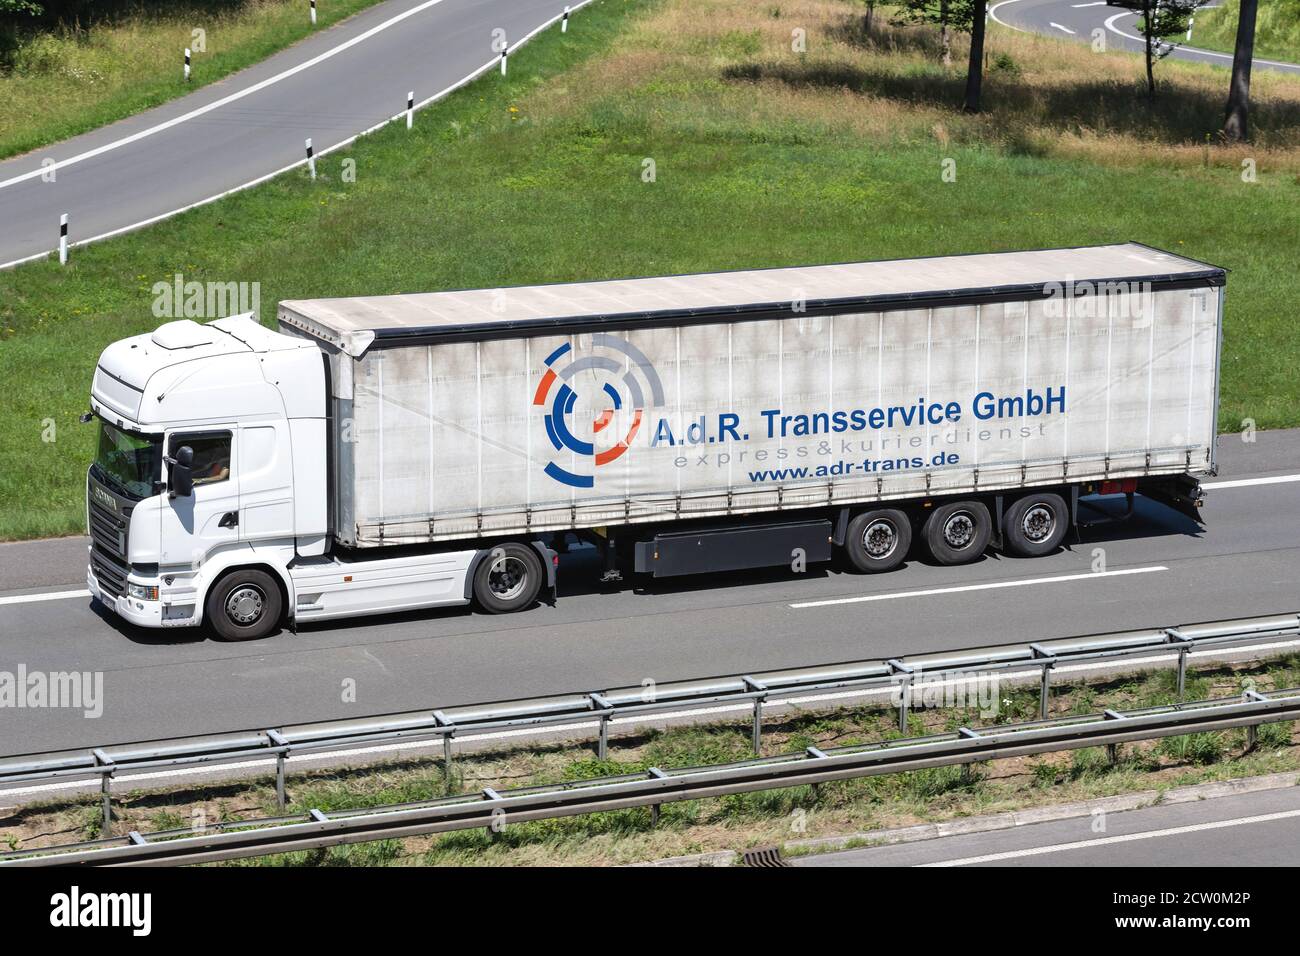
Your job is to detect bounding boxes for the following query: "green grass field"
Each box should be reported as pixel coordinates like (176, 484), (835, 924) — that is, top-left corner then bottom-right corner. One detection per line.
(1, 0), (1297, 540)
(0, 0), (386, 160)
(1189, 0), (1300, 63)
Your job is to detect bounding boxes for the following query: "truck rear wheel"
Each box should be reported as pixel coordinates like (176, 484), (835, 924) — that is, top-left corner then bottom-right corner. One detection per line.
(472, 543), (543, 614)
(1002, 492), (1068, 557)
(923, 500), (991, 565)
(205, 569), (283, 641)
(844, 509), (912, 573)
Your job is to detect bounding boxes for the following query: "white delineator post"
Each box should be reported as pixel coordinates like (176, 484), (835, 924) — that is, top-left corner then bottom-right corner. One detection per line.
(305, 138), (316, 179)
(562, 6), (570, 32)
(1186, 13), (1195, 41)
(184, 47), (191, 82)
(500, 40), (508, 76)
(58, 213), (68, 265)
(310, 0), (317, 26)
(407, 91), (414, 129)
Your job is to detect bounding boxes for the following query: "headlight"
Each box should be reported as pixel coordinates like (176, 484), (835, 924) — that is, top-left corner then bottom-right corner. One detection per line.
(128, 583), (159, 601)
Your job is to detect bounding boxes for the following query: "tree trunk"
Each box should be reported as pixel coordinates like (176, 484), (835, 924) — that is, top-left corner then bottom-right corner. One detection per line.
(940, 0), (952, 68)
(864, 1), (874, 36)
(963, 0), (986, 112)
(1143, 0), (1156, 99)
(1223, 0), (1258, 141)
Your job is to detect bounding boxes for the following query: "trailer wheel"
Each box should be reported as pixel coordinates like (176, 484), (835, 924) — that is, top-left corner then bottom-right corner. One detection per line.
(205, 569), (283, 641)
(472, 543), (543, 614)
(923, 500), (992, 565)
(1002, 492), (1068, 557)
(844, 509), (912, 573)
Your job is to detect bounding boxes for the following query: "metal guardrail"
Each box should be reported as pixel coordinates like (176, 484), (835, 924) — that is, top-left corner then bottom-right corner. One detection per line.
(4, 685), (1298, 866)
(2, 612), (1297, 833)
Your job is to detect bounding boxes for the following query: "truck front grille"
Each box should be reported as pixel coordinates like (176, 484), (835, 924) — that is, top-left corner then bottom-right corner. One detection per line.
(91, 548), (129, 599)
(88, 483), (132, 563)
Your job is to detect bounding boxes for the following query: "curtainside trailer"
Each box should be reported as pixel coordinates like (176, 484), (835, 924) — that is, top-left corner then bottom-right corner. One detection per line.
(84, 242), (1223, 639)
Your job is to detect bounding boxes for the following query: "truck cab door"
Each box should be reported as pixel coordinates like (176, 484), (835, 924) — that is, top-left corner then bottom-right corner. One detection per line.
(160, 427), (241, 566)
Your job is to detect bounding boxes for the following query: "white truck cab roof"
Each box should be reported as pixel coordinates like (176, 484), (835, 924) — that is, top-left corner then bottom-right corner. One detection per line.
(92, 315), (320, 429)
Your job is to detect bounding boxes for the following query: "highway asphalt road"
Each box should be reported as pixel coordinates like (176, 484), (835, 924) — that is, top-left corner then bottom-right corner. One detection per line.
(990, 0), (1300, 75)
(1, 429), (1297, 757)
(0, 0), (579, 268)
(795, 781), (1300, 865)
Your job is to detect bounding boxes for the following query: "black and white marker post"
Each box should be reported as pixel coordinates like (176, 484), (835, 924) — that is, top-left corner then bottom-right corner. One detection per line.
(184, 47), (191, 82)
(407, 91), (415, 129)
(58, 213), (68, 265)
(310, 0), (317, 27)
(500, 40), (508, 76)
(562, 5), (570, 32)
(305, 138), (316, 179)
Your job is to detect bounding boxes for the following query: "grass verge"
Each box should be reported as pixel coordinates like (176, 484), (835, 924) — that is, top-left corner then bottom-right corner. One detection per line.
(3, 655), (1298, 865)
(0, 0), (387, 160)
(1, 0), (1298, 540)
(1188, 0), (1300, 64)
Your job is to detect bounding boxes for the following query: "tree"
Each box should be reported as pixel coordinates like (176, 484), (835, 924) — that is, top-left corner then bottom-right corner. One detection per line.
(1222, 0), (1259, 141)
(1129, 0), (1200, 98)
(891, 0), (988, 110)
(963, 0), (986, 112)
(894, 0), (958, 66)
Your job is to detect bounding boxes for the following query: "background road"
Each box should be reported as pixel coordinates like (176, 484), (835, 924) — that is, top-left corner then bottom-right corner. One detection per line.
(0, 0), (577, 268)
(795, 782), (1300, 865)
(990, 0), (1300, 75)
(1, 430), (1297, 757)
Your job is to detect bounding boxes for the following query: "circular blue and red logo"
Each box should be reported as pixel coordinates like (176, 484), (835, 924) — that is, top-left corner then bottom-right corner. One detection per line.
(533, 333), (665, 489)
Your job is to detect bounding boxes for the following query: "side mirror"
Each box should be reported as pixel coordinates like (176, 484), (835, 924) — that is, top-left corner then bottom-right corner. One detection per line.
(168, 445), (194, 498)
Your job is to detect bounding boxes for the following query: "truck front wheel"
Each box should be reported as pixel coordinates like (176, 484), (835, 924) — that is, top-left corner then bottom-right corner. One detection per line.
(1002, 492), (1068, 557)
(205, 569), (283, 641)
(472, 543), (543, 614)
(844, 509), (912, 573)
(923, 500), (991, 565)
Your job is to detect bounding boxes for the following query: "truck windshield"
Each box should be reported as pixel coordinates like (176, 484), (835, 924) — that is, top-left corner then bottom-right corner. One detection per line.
(92, 420), (161, 500)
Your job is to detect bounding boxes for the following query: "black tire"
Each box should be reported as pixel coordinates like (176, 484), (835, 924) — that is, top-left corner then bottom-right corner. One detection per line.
(923, 500), (992, 565)
(1002, 492), (1069, 557)
(472, 543), (544, 614)
(844, 508), (912, 573)
(205, 569), (283, 641)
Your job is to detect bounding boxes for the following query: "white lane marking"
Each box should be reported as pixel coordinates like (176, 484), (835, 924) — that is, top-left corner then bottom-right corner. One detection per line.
(0, 0), (453, 191)
(1071, 2), (1106, 7)
(789, 566), (1167, 610)
(988, 0), (1035, 33)
(1202, 474), (1300, 489)
(921, 808), (1300, 866)
(0, 0), (595, 270)
(1104, 11), (1299, 68)
(1050, 21), (1077, 34)
(0, 589), (90, 606)
(4, 635), (1300, 801)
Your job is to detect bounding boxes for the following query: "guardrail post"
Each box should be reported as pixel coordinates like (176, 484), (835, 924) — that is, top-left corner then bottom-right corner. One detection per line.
(743, 677), (768, 755)
(590, 694), (614, 760)
(267, 730), (291, 810)
(1166, 629), (1193, 700)
(1103, 709), (1124, 765)
(434, 711), (455, 792)
(886, 660), (914, 733)
(1243, 689), (1266, 751)
(648, 767), (667, 825)
(92, 749), (115, 834)
(1029, 644), (1055, 719)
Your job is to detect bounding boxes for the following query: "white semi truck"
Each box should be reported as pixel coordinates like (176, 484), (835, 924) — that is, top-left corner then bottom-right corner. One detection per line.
(85, 243), (1224, 640)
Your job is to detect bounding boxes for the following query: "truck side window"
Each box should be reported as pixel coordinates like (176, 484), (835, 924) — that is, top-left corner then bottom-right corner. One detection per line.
(171, 432), (231, 486)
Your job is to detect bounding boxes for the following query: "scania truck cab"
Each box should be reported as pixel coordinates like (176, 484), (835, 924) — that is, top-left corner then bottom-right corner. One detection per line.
(88, 315), (327, 637)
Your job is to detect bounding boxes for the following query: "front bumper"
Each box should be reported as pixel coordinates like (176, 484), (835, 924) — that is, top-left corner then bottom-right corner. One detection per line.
(87, 562), (200, 628)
